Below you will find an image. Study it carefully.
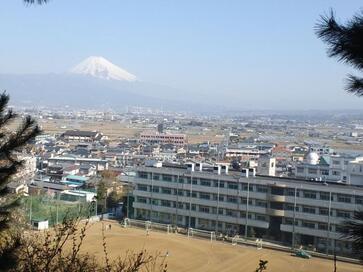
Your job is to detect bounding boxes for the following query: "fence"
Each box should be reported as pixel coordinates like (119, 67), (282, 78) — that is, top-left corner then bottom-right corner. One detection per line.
(120, 218), (360, 264)
(23, 194), (95, 227)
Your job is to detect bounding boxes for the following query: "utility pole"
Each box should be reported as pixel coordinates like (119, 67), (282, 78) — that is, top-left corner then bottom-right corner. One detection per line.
(215, 178), (220, 233)
(150, 172), (153, 221)
(126, 191), (129, 218)
(29, 195), (33, 223)
(333, 239), (337, 272)
(95, 186), (98, 217)
(175, 174), (179, 227)
(188, 173), (193, 229)
(56, 192), (59, 225)
(245, 181), (250, 238)
(327, 191), (332, 255)
(292, 187), (297, 249)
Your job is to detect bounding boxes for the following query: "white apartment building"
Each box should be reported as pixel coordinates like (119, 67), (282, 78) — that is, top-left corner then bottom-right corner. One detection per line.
(130, 163), (363, 257)
(61, 130), (103, 142)
(295, 152), (363, 186)
(47, 156), (109, 171)
(308, 144), (333, 155)
(224, 144), (272, 160)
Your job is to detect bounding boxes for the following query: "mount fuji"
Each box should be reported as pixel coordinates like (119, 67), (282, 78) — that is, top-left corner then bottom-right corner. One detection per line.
(0, 56), (214, 111)
(69, 56), (137, 82)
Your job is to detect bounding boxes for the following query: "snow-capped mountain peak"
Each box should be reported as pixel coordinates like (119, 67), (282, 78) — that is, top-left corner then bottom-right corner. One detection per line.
(69, 56), (137, 81)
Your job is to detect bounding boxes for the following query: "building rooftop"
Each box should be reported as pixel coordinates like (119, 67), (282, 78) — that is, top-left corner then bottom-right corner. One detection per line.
(65, 174), (89, 182)
(62, 130), (100, 138)
(135, 163), (363, 192)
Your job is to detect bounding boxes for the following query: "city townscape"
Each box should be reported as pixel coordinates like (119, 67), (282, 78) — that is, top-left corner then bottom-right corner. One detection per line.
(9, 107), (363, 257)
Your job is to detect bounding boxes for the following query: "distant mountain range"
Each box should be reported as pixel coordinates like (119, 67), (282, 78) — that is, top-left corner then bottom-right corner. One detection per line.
(2, 56), (362, 112)
(0, 56), (215, 111)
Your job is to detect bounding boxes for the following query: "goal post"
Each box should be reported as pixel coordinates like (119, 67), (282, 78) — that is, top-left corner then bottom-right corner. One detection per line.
(256, 238), (263, 250)
(122, 218), (172, 234)
(167, 224), (172, 234)
(232, 235), (239, 246)
(123, 218), (130, 228)
(146, 221), (152, 231)
(122, 218), (149, 229)
(187, 228), (216, 243)
(149, 222), (173, 234)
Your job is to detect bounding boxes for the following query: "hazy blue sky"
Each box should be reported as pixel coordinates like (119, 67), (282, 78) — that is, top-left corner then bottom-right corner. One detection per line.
(0, 0), (363, 110)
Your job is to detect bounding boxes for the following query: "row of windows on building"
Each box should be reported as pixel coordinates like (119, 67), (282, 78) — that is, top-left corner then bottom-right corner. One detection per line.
(135, 211), (227, 231)
(139, 172), (260, 188)
(136, 183), (363, 205)
(283, 217), (345, 233)
(141, 135), (185, 140)
(136, 198), (268, 221)
(284, 204), (351, 218)
(135, 206), (344, 234)
(296, 167), (338, 176)
(136, 196), (353, 219)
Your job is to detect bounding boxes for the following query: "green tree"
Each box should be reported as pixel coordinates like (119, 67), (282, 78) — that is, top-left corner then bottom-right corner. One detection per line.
(107, 190), (122, 210)
(24, 0), (48, 4)
(0, 92), (40, 268)
(96, 179), (108, 217)
(316, 10), (363, 261)
(316, 10), (363, 96)
(340, 210), (363, 260)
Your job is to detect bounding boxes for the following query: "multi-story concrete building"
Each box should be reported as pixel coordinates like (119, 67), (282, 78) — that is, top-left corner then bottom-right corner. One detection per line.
(140, 131), (187, 146)
(130, 163), (363, 257)
(224, 143), (273, 160)
(295, 152), (363, 186)
(47, 156), (109, 171)
(61, 130), (103, 142)
(308, 144), (333, 155)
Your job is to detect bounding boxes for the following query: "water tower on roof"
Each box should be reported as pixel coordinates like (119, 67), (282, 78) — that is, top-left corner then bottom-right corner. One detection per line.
(305, 152), (320, 165)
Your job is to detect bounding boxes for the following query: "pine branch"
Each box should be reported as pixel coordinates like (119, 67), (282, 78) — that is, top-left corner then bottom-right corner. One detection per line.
(340, 209), (363, 260)
(0, 92), (40, 253)
(0, 92), (17, 128)
(0, 92), (10, 116)
(23, 0), (49, 4)
(316, 10), (363, 70)
(346, 75), (363, 96)
(316, 10), (363, 96)
(1, 115), (40, 155)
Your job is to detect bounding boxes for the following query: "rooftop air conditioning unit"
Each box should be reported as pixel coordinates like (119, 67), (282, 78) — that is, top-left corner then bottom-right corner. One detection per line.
(213, 165), (221, 175)
(221, 165), (229, 175)
(195, 162), (203, 172)
(241, 168), (249, 178)
(186, 163), (195, 172)
(249, 168), (256, 177)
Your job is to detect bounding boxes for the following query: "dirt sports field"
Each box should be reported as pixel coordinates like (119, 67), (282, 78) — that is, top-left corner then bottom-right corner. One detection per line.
(79, 221), (362, 272)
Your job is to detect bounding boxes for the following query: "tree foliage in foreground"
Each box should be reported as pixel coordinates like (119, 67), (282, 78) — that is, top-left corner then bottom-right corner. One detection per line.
(340, 209), (363, 261)
(0, 91), (40, 267)
(316, 9), (363, 261)
(23, 0), (49, 4)
(15, 217), (168, 272)
(316, 10), (363, 96)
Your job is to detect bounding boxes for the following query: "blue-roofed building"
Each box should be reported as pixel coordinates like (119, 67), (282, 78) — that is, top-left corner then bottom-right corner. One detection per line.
(61, 175), (89, 188)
